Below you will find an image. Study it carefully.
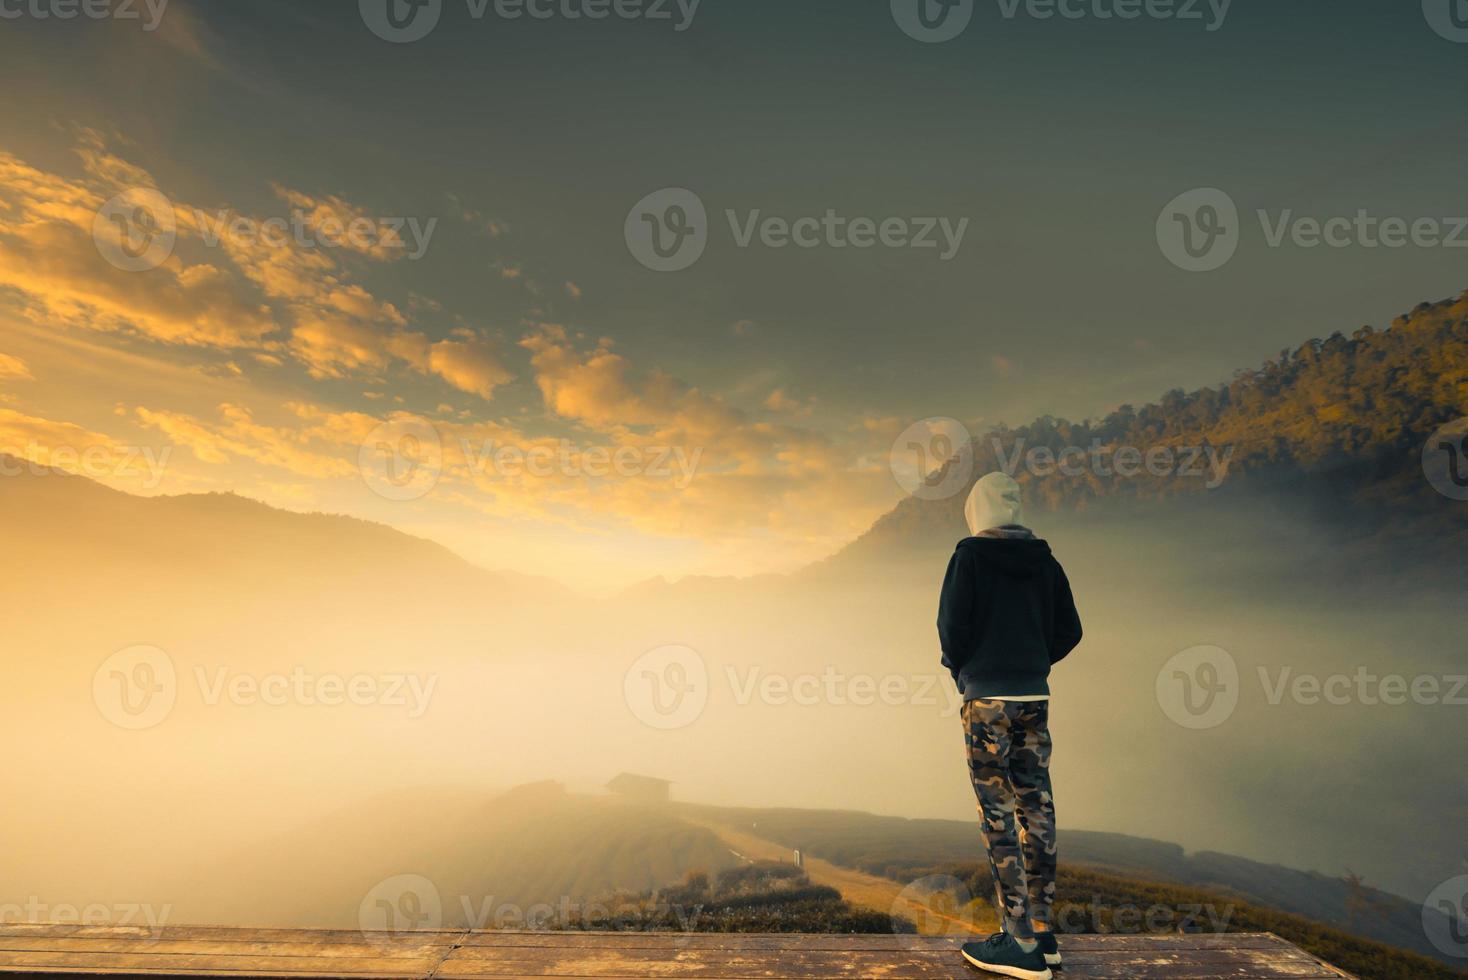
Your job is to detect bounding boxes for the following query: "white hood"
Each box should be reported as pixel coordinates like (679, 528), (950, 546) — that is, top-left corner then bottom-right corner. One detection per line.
(964, 472), (1025, 535)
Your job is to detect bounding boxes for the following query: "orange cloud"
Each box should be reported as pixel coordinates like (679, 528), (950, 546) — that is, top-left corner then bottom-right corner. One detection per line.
(270, 185), (413, 261)
(0, 219), (279, 348)
(134, 403), (361, 479)
(0, 151), (278, 349)
(0, 353), (32, 380)
(0, 407), (114, 455)
(520, 325), (695, 432)
(510, 325), (899, 544)
(763, 388), (813, 418)
(0, 138), (513, 403)
(428, 335), (514, 400)
(0, 406), (169, 490)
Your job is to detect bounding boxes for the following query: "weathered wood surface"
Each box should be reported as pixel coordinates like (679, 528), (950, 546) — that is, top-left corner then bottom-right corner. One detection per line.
(0, 924), (1355, 979)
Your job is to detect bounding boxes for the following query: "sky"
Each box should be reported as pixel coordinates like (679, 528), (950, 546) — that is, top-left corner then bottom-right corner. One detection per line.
(2, 0), (1467, 591)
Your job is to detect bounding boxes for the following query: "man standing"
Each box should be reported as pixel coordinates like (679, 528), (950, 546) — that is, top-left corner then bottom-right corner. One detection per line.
(938, 472), (1083, 979)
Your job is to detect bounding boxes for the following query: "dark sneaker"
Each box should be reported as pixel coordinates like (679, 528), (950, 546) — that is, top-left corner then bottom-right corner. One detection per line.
(960, 933), (1053, 980)
(1035, 931), (1061, 967)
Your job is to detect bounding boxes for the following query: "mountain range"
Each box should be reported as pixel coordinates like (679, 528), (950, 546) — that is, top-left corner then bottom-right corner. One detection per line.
(3, 288), (1464, 951)
(826, 289), (1467, 576)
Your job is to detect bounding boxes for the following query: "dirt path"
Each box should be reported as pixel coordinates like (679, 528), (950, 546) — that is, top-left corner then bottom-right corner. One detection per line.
(685, 816), (998, 937)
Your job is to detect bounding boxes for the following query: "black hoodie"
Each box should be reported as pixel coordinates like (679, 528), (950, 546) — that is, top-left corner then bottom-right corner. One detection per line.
(937, 536), (1083, 699)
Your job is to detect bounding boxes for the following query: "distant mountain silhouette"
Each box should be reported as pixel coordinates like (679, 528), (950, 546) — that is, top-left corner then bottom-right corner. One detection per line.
(9, 288), (1462, 602)
(0, 458), (564, 623)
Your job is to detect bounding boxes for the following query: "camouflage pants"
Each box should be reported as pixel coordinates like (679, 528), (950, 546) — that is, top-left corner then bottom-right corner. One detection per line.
(962, 698), (1057, 940)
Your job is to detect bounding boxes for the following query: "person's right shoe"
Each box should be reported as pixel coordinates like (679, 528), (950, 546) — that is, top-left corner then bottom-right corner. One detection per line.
(1034, 931), (1061, 967)
(960, 933), (1053, 980)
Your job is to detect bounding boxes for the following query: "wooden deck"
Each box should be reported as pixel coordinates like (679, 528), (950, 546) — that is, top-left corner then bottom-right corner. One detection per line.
(0, 925), (1354, 979)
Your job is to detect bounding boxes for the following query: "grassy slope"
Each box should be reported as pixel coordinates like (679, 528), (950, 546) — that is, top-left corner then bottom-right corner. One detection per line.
(681, 803), (1464, 978)
(682, 814), (998, 936)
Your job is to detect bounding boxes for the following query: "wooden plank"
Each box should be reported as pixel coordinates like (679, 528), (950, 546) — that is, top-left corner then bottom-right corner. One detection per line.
(0, 951), (438, 976)
(0, 927), (1352, 980)
(0, 929), (468, 980)
(0, 927), (1290, 950)
(453, 931), (1286, 951)
(435, 945), (1343, 979)
(0, 929), (462, 947)
(435, 963), (1342, 980)
(0, 940), (449, 960)
(435, 954), (958, 979)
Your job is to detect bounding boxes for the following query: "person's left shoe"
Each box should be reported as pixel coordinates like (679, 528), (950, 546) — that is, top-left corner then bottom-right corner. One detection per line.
(960, 933), (1053, 980)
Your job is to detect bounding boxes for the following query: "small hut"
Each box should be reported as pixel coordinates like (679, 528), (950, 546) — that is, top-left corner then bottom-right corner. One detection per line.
(606, 772), (672, 804)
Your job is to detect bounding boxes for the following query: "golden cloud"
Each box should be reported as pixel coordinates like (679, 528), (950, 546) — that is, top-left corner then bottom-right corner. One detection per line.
(135, 403), (360, 479)
(0, 353), (32, 380)
(428, 336), (514, 400)
(0, 139), (501, 403)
